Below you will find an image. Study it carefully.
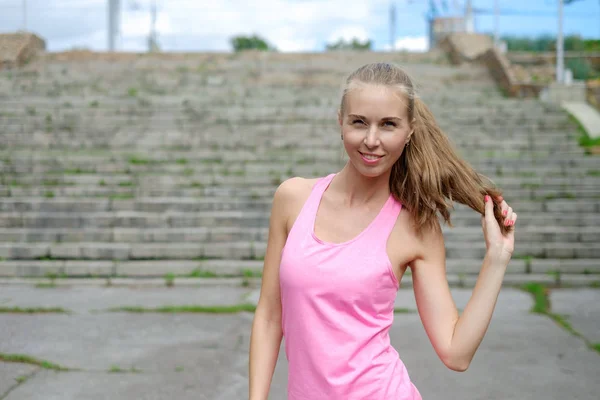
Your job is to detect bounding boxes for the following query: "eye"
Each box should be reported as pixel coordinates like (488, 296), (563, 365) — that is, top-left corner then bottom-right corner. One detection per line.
(352, 119), (365, 125)
(384, 121), (397, 127)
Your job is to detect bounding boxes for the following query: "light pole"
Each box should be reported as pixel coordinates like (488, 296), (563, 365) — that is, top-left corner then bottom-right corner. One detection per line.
(556, 0), (564, 83)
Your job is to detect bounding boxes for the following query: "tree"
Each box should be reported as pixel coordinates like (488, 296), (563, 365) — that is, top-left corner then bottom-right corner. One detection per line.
(325, 37), (372, 51)
(230, 34), (277, 52)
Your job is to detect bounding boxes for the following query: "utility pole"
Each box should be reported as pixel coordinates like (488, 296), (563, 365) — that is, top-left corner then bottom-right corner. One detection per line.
(108, 0), (121, 52)
(557, 0), (564, 83)
(390, 1), (396, 51)
(148, 0), (158, 52)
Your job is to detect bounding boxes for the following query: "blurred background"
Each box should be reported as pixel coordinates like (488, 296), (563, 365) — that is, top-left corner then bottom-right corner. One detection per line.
(0, 1), (599, 400)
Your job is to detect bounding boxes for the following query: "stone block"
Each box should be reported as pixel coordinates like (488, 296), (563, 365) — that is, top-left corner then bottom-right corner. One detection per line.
(80, 244), (131, 260)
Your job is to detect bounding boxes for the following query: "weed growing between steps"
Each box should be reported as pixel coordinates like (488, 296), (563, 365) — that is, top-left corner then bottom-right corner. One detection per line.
(106, 304), (416, 315)
(107, 304), (257, 314)
(567, 114), (600, 153)
(0, 307), (70, 314)
(520, 283), (599, 355)
(108, 365), (142, 373)
(0, 353), (72, 371)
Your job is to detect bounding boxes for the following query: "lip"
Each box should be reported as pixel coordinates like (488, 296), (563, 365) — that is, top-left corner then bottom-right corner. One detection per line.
(359, 151), (384, 165)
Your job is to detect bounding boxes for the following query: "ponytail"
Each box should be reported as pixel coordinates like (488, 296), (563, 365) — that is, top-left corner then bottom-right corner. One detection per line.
(390, 98), (509, 235)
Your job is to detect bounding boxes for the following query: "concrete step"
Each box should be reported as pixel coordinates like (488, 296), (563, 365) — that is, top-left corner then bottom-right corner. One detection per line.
(0, 226), (596, 244)
(0, 240), (598, 261)
(2, 210), (600, 229)
(1, 197), (599, 213)
(0, 258), (599, 279)
(3, 173), (599, 191)
(2, 185), (599, 202)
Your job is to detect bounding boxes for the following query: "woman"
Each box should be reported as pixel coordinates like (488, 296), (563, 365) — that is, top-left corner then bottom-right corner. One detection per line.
(248, 62), (516, 399)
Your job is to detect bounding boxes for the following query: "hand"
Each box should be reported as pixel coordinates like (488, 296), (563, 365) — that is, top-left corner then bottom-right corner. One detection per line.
(481, 195), (516, 263)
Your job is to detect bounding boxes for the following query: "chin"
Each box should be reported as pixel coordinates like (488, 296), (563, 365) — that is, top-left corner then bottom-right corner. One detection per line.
(351, 159), (388, 178)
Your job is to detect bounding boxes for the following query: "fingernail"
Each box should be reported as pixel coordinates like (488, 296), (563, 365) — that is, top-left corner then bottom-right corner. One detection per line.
(502, 210), (507, 216)
(505, 220), (509, 226)
(485, 195), (490, 202)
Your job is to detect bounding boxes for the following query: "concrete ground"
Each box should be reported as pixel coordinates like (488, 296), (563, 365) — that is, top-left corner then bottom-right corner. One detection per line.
(0, 284), (598, 400)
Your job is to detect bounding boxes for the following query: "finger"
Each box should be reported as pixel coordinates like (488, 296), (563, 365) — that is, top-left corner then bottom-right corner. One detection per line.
(500, 200), (509, 217)
(503, 207), (513, 226)
(511, 212), (518, 226)
(484, 195), (495, 224)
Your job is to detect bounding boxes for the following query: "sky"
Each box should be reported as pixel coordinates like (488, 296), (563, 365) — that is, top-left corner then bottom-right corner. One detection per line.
(0, 0), (598, 53)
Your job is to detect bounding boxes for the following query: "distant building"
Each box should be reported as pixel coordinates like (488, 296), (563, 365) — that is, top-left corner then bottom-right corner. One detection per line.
(429, 17), (467, 49)
(429, 0), (475, 49)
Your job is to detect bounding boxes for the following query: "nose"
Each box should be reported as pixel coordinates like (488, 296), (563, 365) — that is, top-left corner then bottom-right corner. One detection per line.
(364, 125), (380, 148)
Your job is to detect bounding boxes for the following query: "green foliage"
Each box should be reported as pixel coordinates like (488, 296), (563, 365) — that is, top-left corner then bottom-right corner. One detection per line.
(566, 58), (598, 80)
(325, 37), (372, 51)
(501, 34), (598, 53)
(230, 34), (276, 52)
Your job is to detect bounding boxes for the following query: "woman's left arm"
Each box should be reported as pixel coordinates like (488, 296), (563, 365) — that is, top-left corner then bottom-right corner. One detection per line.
(411, 195), (517, 372)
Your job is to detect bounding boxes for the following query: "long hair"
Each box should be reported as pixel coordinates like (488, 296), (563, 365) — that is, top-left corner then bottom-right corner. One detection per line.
(339, 62), (510, 236)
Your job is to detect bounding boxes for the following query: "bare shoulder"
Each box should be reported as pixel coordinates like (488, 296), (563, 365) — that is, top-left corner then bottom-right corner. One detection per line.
(274, 176), (318, 202)
(273, 176), (320, 234)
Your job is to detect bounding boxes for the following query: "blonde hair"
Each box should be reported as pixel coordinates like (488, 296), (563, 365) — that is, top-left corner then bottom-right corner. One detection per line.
(339, 62), (510, 236)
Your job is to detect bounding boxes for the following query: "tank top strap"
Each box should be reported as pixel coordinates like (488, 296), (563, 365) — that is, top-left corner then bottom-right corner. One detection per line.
(289, 173), (336, 237)
(368, 194), (403, 247)
(308, 173), (335, 206)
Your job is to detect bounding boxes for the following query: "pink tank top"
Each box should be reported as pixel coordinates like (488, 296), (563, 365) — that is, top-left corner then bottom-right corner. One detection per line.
(279, 173), (422, 400)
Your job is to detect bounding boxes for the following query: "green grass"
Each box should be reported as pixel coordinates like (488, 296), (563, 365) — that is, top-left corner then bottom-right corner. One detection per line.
(520, 283), (550, 314)
(0, 307), (69, 314)
(128, 156), (151, 165)
(107, 304), (257, 314)
(586, 170), (600, 177)
(568, 114), (600, 150)
(0, 353), (71, 371)
(109, 365), (141, 373)
(109, 194), (135, 200)
(63, 168), (94, 175)
(188, 269), (218, 278)
(393, 308), (415, 314)
(127, 87), (138, 97)
(520, 283), (600, 355)
(242, 269), (262, 278)
(35, 282), (57, 288)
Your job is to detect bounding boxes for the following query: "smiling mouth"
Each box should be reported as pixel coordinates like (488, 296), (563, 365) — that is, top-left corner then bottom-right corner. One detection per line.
(359, 152), (384, 160)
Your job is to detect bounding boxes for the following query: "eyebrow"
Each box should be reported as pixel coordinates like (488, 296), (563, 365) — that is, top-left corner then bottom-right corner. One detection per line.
(348, 114), (402, 122)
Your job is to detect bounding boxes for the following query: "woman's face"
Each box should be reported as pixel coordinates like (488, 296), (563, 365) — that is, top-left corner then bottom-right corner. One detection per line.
(338, 84), (412, 178)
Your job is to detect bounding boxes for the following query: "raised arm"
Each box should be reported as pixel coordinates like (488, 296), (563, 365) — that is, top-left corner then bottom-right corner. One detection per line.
(410, 195), (516, 372)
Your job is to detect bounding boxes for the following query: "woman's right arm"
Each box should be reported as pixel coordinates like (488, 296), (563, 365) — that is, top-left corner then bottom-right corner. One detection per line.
(248, 179), (296, 400)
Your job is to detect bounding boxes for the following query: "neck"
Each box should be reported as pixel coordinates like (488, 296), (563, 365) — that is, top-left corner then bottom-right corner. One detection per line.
(333, 162), (391, 206)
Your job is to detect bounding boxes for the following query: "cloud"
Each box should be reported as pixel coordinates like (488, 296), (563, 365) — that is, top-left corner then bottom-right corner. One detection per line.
(383, 36), (429, 52)
(0, 0), (406, 52)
